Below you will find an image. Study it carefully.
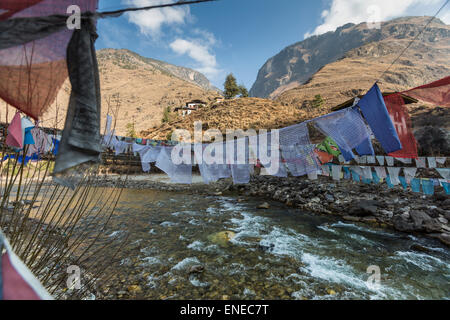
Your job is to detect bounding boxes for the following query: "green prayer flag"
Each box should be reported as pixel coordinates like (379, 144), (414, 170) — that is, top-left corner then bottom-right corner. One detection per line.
(317, 137), (341, 157)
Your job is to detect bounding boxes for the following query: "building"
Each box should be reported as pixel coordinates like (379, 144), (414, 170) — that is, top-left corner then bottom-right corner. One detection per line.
(214, 96), (225, 104)
(175, 100), (207, 117)
(331, 92), (418, 111)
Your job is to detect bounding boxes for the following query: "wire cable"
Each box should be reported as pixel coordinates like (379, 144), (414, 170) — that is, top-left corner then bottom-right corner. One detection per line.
(376, 0), (449, 83)
(97, 0), (217, 17)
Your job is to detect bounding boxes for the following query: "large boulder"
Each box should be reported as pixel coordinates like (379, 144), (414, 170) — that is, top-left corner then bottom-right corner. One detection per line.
(393, 215), (416, 232)
(349, 200), (379, 217)
(409, 210), (442, 233)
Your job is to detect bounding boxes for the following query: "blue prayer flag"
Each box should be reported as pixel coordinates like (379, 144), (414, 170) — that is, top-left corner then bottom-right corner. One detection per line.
(399, 176), (408, 190)
(421, 179), (434, 195)
(411, 178), (421, 193)
(357, 83), (402, 154)
(386, 175), (394, 189)
(442, 181), (450, 195)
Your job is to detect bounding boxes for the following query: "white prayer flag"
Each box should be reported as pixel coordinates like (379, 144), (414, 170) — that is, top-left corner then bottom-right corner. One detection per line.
(387, 167), (401, 185)
(395, 157), (412, 164)
(307, 171), (318, 180)
(332, 165), (342, 181)
(403, 167), (417, 184)
(415, 157), (426, 168)
(376, 156), (385, 166)
(436, 157), (447, 165)
(367, 156), (376, 164)
(361, 166), (373, 180)
(427, 157), (437, 168)
(436, 168), (450, 180)
(375, 166), (387, 179)
(385, 156), (394, 166)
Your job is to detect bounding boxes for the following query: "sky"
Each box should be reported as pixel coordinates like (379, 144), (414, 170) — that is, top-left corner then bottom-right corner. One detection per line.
(95, 0), (450, 90)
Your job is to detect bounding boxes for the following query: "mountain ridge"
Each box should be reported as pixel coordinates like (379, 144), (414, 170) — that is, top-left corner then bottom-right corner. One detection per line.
(250, 16), (449, 99)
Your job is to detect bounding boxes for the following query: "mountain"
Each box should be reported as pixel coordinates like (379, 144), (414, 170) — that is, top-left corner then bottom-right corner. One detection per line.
(250, 17), (450, 99)
(37, 49), (220, 136)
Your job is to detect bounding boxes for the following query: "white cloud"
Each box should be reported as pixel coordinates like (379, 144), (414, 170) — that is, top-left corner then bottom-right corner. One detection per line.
(170, 36), (221, 79)
(305, 0), (449, 38)
(122, 0), (191, 37)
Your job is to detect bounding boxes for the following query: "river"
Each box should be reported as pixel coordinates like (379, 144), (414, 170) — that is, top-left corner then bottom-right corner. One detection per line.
(76, 187), (449, 300)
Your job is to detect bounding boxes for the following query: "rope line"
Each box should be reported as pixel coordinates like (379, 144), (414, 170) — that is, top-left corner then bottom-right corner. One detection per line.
(376, 0), (449, 83)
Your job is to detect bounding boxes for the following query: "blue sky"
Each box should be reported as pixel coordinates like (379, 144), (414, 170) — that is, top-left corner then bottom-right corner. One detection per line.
(95, 0), (450, 90)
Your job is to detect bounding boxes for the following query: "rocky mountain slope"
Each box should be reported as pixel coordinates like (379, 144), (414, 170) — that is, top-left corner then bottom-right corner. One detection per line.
(250, 17), (450, 99)
(36, 49), (219, 136)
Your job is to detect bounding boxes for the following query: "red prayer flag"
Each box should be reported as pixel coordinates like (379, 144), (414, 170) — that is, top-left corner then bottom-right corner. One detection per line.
(385, 94), (418, 159)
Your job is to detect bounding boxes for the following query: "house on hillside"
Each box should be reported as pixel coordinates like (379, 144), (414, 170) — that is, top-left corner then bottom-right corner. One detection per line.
(214, 96), (225, 104)
(175, 99), (207, 117)
(331, 92), (418, 111)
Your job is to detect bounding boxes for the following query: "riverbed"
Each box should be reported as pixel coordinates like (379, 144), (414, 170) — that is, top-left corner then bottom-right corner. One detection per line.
(81, 188), (450, 300)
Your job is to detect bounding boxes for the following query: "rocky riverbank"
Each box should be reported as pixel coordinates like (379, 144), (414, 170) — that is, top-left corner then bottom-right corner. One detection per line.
(231, 175), (450, 248)
(73, 173), (450, 248)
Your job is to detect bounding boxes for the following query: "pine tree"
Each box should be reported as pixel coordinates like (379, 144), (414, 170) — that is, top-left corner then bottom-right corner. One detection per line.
(224, 74), (240, 99)
(126, 122), (137, 138)
(162, 106), (171, 123)
(311, 94), (324, 109)
(239, 84), (249, 98)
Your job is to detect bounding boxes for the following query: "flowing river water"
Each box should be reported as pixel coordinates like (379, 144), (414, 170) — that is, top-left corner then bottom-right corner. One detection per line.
(76, 188), (449, 300)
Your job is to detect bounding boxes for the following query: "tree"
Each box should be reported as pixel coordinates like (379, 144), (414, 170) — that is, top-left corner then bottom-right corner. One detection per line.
(311, 94), (324, 109)
(239, 84), (249, 98)
(161, 106), (171, 124)
(224, 73), (240, 99)
(126, 122), (137, 138)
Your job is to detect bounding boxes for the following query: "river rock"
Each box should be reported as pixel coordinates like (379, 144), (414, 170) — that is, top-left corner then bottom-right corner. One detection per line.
(127, 285), (142, 294)
(410, 244), (433, 254)
(189, 265), (205, 274)
(410, 210), (442, 233)
(438, 233), (450, 246)
(208, 231), (236, 247)
(258, 202), (270, 209)
(349, 200), (379, 217)
(343, 216), (361, 222)
(393, 215), (415, 232)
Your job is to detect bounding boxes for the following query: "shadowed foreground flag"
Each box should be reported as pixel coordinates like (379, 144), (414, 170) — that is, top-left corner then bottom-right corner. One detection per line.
(1, 230), (52, 300)
(357, 83), (402, 154)
(0, 0), (98, 120)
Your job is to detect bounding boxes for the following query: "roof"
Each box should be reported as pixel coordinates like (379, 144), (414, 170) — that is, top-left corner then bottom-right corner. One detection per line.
(331, 92), (419, 112)
(174, 106), (197, 111)
(186, 99), (207, 104)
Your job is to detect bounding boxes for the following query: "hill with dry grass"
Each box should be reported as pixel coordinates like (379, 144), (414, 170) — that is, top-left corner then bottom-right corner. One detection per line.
(141, 97), (326, 140)
(35, 49), (220, 136)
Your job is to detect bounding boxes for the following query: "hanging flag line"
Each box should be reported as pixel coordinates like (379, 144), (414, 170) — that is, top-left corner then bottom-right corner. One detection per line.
(316, 163), (450, 196)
